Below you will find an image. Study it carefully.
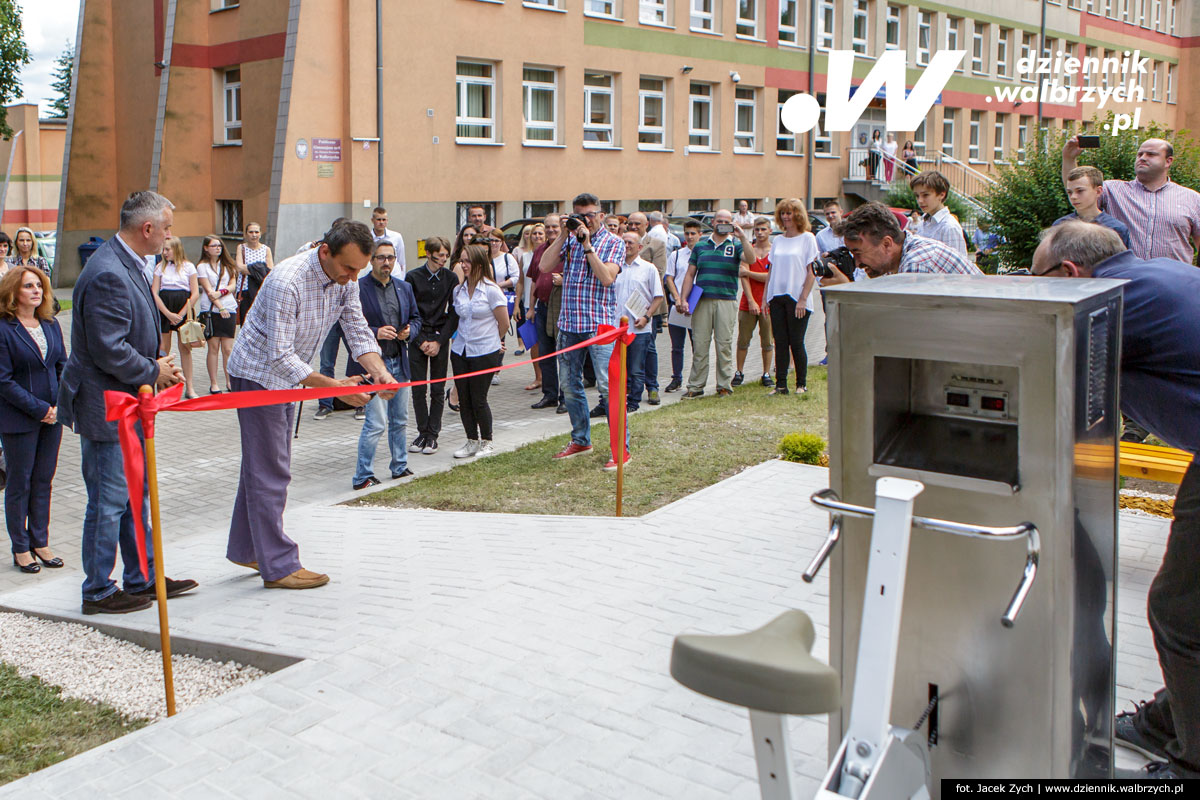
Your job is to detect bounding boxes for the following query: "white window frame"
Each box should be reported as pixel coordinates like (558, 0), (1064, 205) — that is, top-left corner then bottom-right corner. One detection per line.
(524, 0), (563, 8)
(219, 199), (243, 235)
(852, 0), (869, 53)
(1167, 64), (1176, 104)
(638, 77), (668, 149)
(1017, 115), (1031, 162)
(818, 0), (835, 51)
(585, 0), (619, 18)
(776, 90), (802, 154)
(814, 94), (832, 154)
(522, 66), (559, 145)
(969, 111), (982, 162)
(1169, 0), (1176, 33)
(1068, 0), (1080, 8)
(946, 18), (961, 69)
(917, 11), (932, 66)
(994, 113), (1007, 162)
(779, 0), (800, 45)
(972, 27), (985, 74)
(524, 201), (560, 218)
(913, 118), (926, 156)
(222, 67), (242, 144)
(1151, 62), (1159, 101)
(688, 82), (715, 151)
(639, 0), (669, 25)
(736, 0), (761, 38)
(996, 29), (1009, 78)
(456, 60), (497, 144)
(1122, 0), (1131, 20)
(734, 86), (758, 153)
(1140, 0), (1149, 26)
(1152, 0), (1161, 29)
(583, 72), (617, 147)
(691, 0), (718, 33)
(942, 109), (956, 159)
(1021, 34), (1035, 83)
(885, 5), (901, 50)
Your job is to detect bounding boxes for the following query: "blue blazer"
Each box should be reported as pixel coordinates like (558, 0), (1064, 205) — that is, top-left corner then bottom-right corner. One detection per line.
(0, 316), (66, 434)
(57, 236), (162, 442)
(348, 275), (421, 382)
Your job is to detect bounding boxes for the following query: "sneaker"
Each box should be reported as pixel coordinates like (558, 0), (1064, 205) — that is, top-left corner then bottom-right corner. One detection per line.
(1113, 761), (1181, 780)
(732, 371), (745, 386)
(603, 452), (632, 471)
(128, 577), (199, 599)
(453, 440), (480, 459)
(664, 378), (682, 393)
(422, 437), (438, 455)
(82, 589), (153, 615)
(682, 390), (704, 399)
(477, 440), (496, 457)
(353, 476), (381, 490)
(491, 374), (500, 386)
(313, 406), (332, 420)
(818, 357), (828, 366)
(648, 390), (660, 405)
(589, 403), (607, 418)
(409, 435), (426, 453)
(627, 404), (638, 413)
(761, 374), (774, 387)
(1115, 707), (1171, 761)
(554, 442), (593, 460)
(354, 406), (366, 421)
(716, 388), (733, 397)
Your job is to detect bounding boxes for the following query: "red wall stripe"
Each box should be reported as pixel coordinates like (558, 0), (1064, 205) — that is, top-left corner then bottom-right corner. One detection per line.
(3, 209), (59, 224)
(171, 33), (287, 69)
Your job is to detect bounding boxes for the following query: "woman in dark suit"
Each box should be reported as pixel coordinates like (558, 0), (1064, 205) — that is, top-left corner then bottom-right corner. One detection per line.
(0, 267), (66, 573)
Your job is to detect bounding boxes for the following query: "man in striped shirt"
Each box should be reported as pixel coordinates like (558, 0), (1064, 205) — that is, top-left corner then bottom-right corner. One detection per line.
(1062, 136), (1200, 263)
(838, 202), (981, 279)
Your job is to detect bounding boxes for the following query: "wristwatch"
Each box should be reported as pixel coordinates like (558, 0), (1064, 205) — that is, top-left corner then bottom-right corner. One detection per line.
(583, 248), (595, 255)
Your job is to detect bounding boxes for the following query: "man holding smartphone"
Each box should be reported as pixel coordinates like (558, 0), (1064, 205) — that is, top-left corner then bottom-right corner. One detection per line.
(1062, 136), (1200, 263)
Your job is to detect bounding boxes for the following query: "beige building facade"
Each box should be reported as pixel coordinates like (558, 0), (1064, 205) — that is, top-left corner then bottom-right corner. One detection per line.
(57, 0), (1198, 282)
(1, 104), (66, 237)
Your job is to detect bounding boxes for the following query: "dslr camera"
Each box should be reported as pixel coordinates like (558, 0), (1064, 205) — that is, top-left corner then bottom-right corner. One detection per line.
(812, 246), (857, 280)
(564, 214), (591, 240)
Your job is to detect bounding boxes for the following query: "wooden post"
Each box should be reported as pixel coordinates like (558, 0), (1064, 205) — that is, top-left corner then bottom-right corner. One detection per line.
(139, 386), (176, 717)
(615, 317), (628, 518)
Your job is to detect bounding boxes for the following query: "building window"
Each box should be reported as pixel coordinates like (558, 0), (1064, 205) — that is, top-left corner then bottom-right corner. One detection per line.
(996, 29), (1009, 77)
(886, 5), (901, 49)
(779, 0), (800, 44)
(776, 90), (802, 154)
(852, 0), (869, 53)
(969, 111), (982, 161)
(600, 200), (618, 215)
(1068, 0), (1080, 7)
(583, 72), (616, 146)
(994, 113), (1007, 162)
(639, 0), (668, 24)
(734, 86), (758, 152)
(522, 66), (558, 144)
(1167, 64), (1176, 103)
(525, 0), (562, 7)
(942, 109), (956, 158)
(737, 0), (760, 37)
(456, 61), (496, 143)
(1152, 0), (1161, 29)
(917, 11), (932, 66)
(213, 0), (239, 9)
(638, 77), (668, 147)
(586, 0), (618, 17)
(818, 0), (835, 50)
(1139, 0), (1149, 26)
(1017, 115), (1031, 162)
(946, 18), (961, 73)
(1151, 62), (1159, 100)
(913, 118), (926, 155)
(1084, 47), (1095, 88)
(219, 200), (243, 236)
(814, 94), (832, 153)
(691, 0), (717, 32)
(1169, 0), (1176, 32)
(457, 202), (497, 229)
(524, 201), (559, 218)
(689, 199), (715, 213)
(1020, 34), (1035, 83)
(972, 27), (984, 74)
(221, 67), (242, 143)
(689, 82), (714, 150)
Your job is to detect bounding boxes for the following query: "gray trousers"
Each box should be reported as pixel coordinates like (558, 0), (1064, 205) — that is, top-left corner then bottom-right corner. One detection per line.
(226, 376), (303, 582)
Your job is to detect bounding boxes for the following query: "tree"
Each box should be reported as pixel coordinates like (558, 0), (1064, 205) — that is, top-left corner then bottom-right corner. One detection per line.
(0, 0), (33, 139)
(48, 41), (73, 119)
(981, 114), (1200, 269)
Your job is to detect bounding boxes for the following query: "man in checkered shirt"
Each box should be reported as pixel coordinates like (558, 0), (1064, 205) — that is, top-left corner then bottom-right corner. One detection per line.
(836, 202), (982, 279)
(538, 192), (627, 465)
(225, 221), (397, 590)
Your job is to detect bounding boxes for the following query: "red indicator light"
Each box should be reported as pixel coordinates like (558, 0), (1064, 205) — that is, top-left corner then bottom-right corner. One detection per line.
(981, 396), (1006, 412)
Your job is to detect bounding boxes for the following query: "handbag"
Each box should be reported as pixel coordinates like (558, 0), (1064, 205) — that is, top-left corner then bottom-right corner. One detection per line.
(179, 305), (206, 349)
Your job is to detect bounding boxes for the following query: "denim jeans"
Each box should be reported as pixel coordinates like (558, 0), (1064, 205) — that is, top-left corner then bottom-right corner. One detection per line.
(668, 324), (691, 383)
(318, 323), (347, 411)
(625, 334), (652, 410)
(557, 329), (614, 447)
(641, 316), (661, 394)
(353, 359), (411, 483)
(80, 437), (154, 602)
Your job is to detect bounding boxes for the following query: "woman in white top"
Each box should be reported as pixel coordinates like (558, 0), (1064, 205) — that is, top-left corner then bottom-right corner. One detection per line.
(486, 235), (519, 387)
(513, 222), (546, 390)
(447, 244), (509, 459)
(195, 235), (239, 393)
(762, 198), (818, 395)
(882, 132), (899, 182)
(152, 237), (200, 398)
(235, 222), (274, 324)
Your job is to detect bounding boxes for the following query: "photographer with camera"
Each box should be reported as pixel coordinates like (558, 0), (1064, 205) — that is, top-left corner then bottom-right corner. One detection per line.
(539, 193), (626, 466)
(824, 202), (980, 283)
(761, 200), (818, 395)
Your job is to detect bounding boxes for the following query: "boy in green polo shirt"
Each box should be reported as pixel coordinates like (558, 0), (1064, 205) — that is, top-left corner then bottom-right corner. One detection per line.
(678, 208), (755, 397)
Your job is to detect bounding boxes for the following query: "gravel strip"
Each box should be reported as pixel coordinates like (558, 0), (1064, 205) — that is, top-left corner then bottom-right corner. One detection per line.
(1120, 488), (1176, 502)
(0, 612), (266, 720)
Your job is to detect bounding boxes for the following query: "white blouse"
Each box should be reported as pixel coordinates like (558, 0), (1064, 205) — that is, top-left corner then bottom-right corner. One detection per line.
(23, 323), (47, 359)
(492, 254), (519, 296)
(764, 233), (818, 312)
(197, 263), (238, 312)
(155, 261), (197, 292)
(450, 279), (507, 357)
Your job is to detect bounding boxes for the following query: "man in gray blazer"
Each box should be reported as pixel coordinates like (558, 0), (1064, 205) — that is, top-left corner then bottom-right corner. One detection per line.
(58, 191), (197, 615)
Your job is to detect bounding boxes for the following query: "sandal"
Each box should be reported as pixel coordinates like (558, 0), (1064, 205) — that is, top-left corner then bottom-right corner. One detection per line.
(524, 381), (542, 391)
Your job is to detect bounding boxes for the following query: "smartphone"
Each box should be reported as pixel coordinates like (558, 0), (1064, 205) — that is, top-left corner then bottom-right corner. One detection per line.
(1077, 135), (1101, 149)
(715, 223), (734, 235)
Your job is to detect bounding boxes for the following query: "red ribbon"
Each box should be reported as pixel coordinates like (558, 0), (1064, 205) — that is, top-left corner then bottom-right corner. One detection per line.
(601, 324), (636, 465)
(104, 324), (632, 579)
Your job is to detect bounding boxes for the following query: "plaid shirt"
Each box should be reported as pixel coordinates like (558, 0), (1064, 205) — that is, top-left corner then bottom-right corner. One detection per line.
(1102, 179), (1200, 262)
(913, 206), (968, 257)
(228, 248), (380, 389)
(556, 226), (625, 333)
(898, 232), (982, 275)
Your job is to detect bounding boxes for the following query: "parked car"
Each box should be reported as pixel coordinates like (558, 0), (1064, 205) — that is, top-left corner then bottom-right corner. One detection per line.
(34, 231), (56, 272)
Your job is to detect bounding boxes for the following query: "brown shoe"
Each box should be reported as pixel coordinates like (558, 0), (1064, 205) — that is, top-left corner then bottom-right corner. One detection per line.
(229, 558), (259, 571)
(263, 568), (329, 590)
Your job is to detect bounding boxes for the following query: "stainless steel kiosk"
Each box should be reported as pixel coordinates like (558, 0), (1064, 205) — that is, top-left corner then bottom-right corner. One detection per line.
(824, 275), (1123, 785)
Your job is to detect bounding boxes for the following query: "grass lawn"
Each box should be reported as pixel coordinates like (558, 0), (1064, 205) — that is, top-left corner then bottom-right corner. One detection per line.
(353, 366), (829, 518)
(0, 662), (145, 785)
(57, 299), (72, 312)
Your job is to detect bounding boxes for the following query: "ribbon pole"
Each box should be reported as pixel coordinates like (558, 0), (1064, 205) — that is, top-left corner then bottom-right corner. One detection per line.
(615, 316), (628, 518)
(139, 386), (176, 717)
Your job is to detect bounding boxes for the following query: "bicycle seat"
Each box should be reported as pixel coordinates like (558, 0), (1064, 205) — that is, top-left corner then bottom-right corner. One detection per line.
(671, 609), (841, 716)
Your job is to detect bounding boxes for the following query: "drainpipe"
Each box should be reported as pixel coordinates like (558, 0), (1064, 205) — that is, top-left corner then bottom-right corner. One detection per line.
(1036, 0), (1046, 129)
(806, 0), (816, 205)
(0, 130), (23, 221)
(376, 0), (384, 206)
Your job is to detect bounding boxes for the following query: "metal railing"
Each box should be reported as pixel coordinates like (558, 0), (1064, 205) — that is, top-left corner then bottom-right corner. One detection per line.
(844, 146), (993, 235)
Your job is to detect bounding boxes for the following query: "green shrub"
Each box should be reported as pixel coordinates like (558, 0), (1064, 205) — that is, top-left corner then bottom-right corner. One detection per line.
(779, 432), (826, 465)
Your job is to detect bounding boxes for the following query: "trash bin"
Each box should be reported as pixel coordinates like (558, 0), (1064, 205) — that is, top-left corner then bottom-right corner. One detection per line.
(77, 236), (105, 269)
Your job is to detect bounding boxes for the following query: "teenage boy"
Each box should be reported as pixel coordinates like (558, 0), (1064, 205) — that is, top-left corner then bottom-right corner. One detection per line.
(911, 171), (969, 257)
(734, 216), (774, 388)
(663, 221), (702, 393)
(616, 232), (665, 414)
(1053, 166), (1133, 248)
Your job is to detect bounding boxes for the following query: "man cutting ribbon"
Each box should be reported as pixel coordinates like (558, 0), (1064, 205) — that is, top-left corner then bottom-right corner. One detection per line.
(225, 220), (397, 590)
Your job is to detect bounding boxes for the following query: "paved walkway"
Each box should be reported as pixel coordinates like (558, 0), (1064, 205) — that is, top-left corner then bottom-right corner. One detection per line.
(0, 460), (1170, 797)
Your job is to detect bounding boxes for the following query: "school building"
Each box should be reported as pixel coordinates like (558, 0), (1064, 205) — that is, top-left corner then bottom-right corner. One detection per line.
(1, 104), (66, 237)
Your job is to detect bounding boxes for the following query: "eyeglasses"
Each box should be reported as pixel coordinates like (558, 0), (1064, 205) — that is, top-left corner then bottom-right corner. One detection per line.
(373, 255), (397, 262)
(1032, 262), (1066, 277)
